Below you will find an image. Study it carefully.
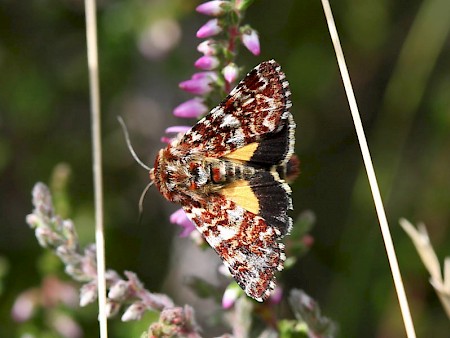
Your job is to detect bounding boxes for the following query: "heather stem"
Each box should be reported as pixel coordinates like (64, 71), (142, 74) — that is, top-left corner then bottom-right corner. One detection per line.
(225, 24), (240, 93)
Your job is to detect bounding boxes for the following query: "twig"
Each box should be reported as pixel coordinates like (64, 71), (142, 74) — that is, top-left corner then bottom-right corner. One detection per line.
(320, 1), (416, 337)
(84, 0), (107, 336)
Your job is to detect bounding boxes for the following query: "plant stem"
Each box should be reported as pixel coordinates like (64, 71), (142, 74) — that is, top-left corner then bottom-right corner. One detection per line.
(320, 1), (416, 337)
(84, 0), (108, 336)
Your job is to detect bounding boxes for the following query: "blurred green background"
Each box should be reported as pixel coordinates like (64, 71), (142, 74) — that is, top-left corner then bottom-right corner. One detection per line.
(0, 0), (449, 337)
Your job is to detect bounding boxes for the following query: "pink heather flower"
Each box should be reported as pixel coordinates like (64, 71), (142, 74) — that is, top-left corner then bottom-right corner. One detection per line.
(179, 72), (217, 95)
(52, 313), (83, 338)
(197, 39), (217, 55)
(195, 55), (220, 70)
(222, 286), (240, 309)
(11, 290), (37, 322)
(192, 71), (218, 81)
(179, 78), (212, 95)
(105, 300), (121, 318)
(241, 28), (260, 55)
(108, 280), (129, 300)
(161, 126), (191, 143)
(165, 126), (192, 134)
(121, 302), (146, 321)
(170, 208), (196, 237)
(196, 18), (222, 38)
(222, 63), (239, 83)
(269, 286), (283, 304)
(179, 79), (212, 95)
(79, 282), (98, 307)
(173, 98), (208, 118)
(196, 1), (229, 16)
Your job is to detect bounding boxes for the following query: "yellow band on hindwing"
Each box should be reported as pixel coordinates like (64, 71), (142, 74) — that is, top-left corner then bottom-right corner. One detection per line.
(224, 143), (258, 162)
(219, 180), (260, 215)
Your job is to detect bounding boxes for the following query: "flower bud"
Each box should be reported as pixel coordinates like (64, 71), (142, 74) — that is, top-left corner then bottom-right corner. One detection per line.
(35, 226), (60, 248)
(222, 286), (240, 309)
(105, 300), (121, 318)
(179, 73), (215, 95)
(165, 126), (192, 134)
(173, 98), (208, 118)
(170, 208), (196, 237)
(79, 283), (97, 307)
(196, 1), (230, 16)
(196, 19), (222, 38)
(108, 280), (129, 300)
(241, 28), (260, 55)
(192, 71), (218, 81)
(161, 126), (191, 143)
(53, 313), (82, 338)
(26, 214), (40, 228)
(11, 290), (37, 322)
(195, 55), (220, 70)
(121, 302), (146, 321)
(197, 39), (217, 55)
(269, 286), (283, 304)
(222, 63), (239, 83)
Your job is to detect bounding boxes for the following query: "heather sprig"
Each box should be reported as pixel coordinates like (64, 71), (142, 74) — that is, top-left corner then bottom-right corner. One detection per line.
(144, 305), (202, 338)
(169, 0), (261, 238)
(11, 276), (81, 337)
(26, 183), (174, 321)
(175, 0), (260, 120)
(285, 289), (337, 337)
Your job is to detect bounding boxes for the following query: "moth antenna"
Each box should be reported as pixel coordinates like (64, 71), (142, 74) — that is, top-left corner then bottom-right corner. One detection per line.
(117, 116), (152, 171)
(138, 181), (154, 222)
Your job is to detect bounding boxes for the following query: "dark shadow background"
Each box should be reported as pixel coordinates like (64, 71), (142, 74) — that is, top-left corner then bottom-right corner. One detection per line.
(0, 0), (449, 336)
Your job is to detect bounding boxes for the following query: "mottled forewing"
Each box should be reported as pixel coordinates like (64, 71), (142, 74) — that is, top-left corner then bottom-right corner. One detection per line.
(178, 60), (292, 159)
(182, 194), (285, 301)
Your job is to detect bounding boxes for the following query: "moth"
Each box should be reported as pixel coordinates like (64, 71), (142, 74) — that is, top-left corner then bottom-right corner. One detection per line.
(150, 60), (296, 301)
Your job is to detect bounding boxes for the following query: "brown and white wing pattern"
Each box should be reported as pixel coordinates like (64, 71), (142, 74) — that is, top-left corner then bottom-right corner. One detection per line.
(178, 60), (294, 162)
(151, 60), (297, 301)
(182, 194), (285, 302)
